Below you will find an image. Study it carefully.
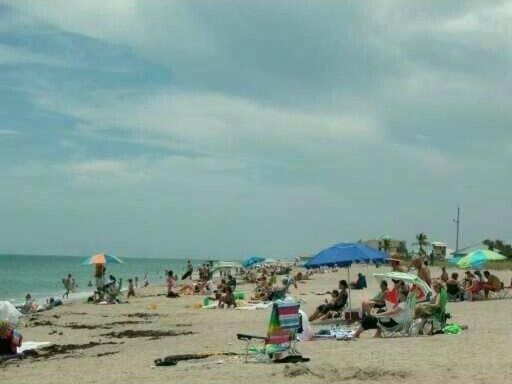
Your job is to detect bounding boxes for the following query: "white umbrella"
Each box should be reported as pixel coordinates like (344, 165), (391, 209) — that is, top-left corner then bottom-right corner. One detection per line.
(0, 301), (22, 324)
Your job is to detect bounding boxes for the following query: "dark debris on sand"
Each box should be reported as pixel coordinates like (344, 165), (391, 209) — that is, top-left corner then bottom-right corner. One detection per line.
(30, 320), (54, 327)
(124, 312), (161, 319)
(25, 342), (121, 359)
(100, 329), (195, 340)
(65, 320), (149, 330)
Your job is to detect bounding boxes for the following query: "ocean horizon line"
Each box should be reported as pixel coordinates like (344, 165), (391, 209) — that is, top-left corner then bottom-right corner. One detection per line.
(0, 253), (247, 261)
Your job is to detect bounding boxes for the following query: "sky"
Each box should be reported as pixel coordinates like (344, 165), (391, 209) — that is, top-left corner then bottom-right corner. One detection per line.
(0, 1), (511, 259)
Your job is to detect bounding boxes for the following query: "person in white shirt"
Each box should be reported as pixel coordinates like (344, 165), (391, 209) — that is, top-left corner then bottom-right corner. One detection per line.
(354, 291), (408, 338)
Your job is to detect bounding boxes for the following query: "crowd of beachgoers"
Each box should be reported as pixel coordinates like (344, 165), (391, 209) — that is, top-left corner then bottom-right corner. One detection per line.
(2, 255), (512, 369)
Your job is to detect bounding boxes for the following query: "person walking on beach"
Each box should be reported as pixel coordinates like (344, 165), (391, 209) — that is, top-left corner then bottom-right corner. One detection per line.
(181, 260), (194, 280)
(62, 274), (72, 299)
(127, 278), (136, 298)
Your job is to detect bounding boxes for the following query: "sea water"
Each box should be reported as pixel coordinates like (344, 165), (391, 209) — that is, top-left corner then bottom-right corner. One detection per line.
(0, 254), (202, 304)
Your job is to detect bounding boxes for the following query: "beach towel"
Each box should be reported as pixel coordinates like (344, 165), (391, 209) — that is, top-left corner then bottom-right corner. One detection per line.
(18, 341), (51, 353)
(235, 302), (273, 310)
(442, 323), (463, 335)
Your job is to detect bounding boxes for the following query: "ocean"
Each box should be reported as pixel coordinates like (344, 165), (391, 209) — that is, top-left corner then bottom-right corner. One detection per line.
(0, 254), (202, 305)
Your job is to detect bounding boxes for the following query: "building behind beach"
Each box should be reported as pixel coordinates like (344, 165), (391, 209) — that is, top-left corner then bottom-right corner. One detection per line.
(364, 238), (407, 257)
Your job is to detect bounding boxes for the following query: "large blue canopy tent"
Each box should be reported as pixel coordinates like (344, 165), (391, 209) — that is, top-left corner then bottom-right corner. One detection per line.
(304, 242), (388, 312)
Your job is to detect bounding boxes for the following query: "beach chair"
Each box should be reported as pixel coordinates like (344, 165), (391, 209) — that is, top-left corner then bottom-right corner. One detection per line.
(105, 278), (124, 303)
(378, 292), (416, 337)
(426, 288), (449, 333)
(446, 283), (464, 302)
(415, 288), (450, 335)
(488, 282), (511, 299)
(237, 301), (302, 362)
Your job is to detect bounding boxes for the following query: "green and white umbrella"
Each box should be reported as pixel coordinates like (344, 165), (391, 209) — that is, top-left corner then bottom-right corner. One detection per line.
(456, 249), (507, 269)
(373, 271), (432, 297)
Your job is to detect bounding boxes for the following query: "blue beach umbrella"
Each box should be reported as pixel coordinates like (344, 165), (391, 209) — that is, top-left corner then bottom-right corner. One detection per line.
(242, 256), (266, 268)
(304, 243), (388, 312)
(304, 243), (388, 269)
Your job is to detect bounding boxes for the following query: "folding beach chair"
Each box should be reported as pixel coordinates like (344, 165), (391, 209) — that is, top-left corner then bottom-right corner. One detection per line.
(430, 288), (449, 332)
(237, 301), (302, 362)
(378, 292), (416, 337)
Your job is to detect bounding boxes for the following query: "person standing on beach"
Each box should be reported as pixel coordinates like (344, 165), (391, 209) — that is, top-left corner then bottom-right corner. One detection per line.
(62, 274), (72, 299)
(411, 257), (432, 287)
(134, 276), (139, 288)
(95, 264), (105, 291)
(181, 260), (194, 280)
(127, 278), (136, 298)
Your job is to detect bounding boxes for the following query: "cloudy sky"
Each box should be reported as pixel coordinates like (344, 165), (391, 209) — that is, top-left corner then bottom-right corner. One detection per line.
(0, 1), (510, 258)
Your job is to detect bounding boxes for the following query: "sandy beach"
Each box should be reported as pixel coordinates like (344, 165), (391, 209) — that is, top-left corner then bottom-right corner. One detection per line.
(2, 265), (512, 384)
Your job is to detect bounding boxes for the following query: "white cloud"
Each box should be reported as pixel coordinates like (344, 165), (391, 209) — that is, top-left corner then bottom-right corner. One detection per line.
(31, 88), (383, 164)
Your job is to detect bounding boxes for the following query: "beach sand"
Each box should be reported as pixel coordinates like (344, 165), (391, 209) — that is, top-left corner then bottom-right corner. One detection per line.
(2, 265), (512, 384)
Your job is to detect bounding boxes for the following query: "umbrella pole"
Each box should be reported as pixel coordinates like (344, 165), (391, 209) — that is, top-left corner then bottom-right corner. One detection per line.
(347, 266), (352, 313)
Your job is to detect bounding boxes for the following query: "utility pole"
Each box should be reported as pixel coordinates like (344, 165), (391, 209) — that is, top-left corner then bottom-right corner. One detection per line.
(453, 206), (461, 252)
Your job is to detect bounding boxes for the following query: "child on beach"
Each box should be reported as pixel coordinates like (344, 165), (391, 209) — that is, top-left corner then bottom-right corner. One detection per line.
(166, 271), (179, 298)
(218, 286), (236, 309)
(127, 278), (136, 298)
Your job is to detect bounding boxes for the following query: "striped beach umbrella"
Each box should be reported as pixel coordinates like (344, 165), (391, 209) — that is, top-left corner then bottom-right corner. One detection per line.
(456, 249), (506, 269)
(374, 271), (432, 300)
(81, 253), (123, 265)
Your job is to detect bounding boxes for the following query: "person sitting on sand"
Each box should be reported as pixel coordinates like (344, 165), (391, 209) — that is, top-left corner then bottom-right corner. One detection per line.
(218, 286), (237, 309)
(464, 271), (482, 301)
(350, 273), (367, 290)
(354, 290), (408, 338)
(440, 267), (449, 283)
(482, 271), (502, 299)
(446, 273), (464, 301)
(166, 271), (179, 298)
(414, 280), (446, 320)
(127, 278), (135, 298)
(252, 279), (272, 301)
(309, 280), (348, 322)
(44, 297), (62, 310)
(227, 274), (237, 291)
(361, 280), (389, 316)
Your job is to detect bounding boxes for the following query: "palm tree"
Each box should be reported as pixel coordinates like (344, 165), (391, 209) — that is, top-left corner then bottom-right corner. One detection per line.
(380, 238), (392, 255)
(415, 233), (429, 256)
(483, 239), (495, 251)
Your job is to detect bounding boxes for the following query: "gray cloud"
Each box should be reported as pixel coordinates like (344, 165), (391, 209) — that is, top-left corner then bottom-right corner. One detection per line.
(0, 0), (511, 256)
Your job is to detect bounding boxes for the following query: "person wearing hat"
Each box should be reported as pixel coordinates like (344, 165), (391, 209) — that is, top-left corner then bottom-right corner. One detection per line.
(390, 258), (406, 273)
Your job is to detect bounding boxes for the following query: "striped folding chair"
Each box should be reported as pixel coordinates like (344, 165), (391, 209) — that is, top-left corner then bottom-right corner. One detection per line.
(237, 301), (301, 362)
(379, 292), (417, 337)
